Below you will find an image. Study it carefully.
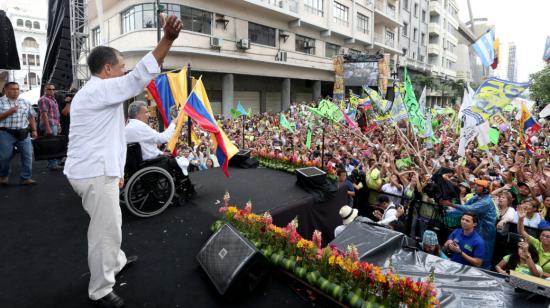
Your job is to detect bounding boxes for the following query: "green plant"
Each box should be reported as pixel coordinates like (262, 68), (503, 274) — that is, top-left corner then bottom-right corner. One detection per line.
(529, 64), (550, 103)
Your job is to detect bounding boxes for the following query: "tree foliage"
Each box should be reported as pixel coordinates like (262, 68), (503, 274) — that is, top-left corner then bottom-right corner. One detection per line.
(529, 65), (550, 103)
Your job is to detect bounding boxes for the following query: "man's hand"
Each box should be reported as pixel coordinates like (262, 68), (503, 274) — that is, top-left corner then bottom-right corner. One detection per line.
(8, 105), (18, 115)
(31, 130), (37, 140)
(119, 178), (124, 189)
(162, 15), (182, 41)
(517, 208), (526, 220)
(373, 210), (382, 220)
(448, 241), (461, 253)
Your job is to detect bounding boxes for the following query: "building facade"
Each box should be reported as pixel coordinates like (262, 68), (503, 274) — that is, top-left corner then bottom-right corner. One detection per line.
(3, 5), (47, 92)
(89, 0), (405, 116)
(398, 0), (430, 78)
(494, 41), (517, 82)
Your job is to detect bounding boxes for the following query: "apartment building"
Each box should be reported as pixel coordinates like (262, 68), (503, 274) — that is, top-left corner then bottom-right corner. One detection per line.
(89, 0), (405, 116)
(425, 0), (459, 105)
(398, 0), (430, 79)
(494, 41), (517, 82)
(2, 4), (47, 92)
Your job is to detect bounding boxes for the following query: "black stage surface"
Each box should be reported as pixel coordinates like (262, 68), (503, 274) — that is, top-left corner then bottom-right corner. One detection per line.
(1, 161), (346, 308)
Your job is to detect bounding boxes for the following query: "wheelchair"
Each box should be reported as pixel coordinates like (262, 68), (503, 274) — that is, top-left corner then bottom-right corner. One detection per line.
(120, 143), (195, 218)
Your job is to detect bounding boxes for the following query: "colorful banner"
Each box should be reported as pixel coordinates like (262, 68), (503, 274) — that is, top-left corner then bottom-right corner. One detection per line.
(333, 56), (345, 101)
(519, 102), (542, 155)
(466, 77), (529, 125)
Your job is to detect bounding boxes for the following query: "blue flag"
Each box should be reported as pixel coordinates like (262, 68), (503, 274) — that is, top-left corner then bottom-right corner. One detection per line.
(236, 101), (249, 117)
(472, 29), (495, 67)
(544, 36), (550, 62)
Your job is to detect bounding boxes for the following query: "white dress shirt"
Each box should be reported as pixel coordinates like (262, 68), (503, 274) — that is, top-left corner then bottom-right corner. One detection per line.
(125, 119), (175, 160)
(378, 203), (398, 225)
(64, 52), (160, 179)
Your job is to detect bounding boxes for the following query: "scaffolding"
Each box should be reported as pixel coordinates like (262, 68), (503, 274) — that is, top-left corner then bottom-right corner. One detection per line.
(69, 0), (90, 89)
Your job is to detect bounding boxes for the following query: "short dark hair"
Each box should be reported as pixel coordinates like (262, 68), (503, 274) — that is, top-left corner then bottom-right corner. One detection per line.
(377, 194), (390, 204)
(4, 82), (19, 89)
(336, 169), (347, 176)
(462, 212), (478, 224)
(87, 46), (122, 75)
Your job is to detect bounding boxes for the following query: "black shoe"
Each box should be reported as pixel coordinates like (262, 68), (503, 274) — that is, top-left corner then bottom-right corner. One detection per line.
(92, 291), (124, 308)
(116, 255), (138, 277)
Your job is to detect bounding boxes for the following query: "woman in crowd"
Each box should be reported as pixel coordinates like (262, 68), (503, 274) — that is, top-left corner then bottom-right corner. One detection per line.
(495, 240), (542, 277)
(518, 208), (550, 278)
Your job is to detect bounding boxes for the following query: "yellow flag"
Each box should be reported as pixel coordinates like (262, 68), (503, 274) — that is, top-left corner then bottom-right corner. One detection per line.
(166, 68), (187, 107)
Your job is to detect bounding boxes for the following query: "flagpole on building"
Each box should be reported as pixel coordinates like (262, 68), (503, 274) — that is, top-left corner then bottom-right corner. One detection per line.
(187, 63), (192, 147)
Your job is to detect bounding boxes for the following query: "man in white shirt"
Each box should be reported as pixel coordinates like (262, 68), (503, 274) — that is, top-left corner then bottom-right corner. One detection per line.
(372, 195), (399, 226)
(63, 15), (182, 308)
(125, 101), (175, 160)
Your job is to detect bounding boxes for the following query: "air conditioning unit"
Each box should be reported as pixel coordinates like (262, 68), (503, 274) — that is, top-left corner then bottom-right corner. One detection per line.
(275, 50), (287, 62)
(210, 37), (223, 49)
(237, 39), (250, 49)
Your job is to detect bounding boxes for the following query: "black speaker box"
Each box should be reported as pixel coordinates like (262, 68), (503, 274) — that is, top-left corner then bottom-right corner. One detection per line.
(32, 135), (68, 160)
(197, 223), (269, 297)
(229, 149), (258, 168)
(296, 167), (327, 190)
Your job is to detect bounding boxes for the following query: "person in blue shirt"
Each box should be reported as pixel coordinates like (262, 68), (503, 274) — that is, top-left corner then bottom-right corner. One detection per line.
(441, 179), (496, 269)
(444, 212), (485, 267)
(337, 169), (355, 206)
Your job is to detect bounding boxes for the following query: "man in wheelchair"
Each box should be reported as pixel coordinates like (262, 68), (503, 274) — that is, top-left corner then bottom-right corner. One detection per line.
(125, 101), (195, 205)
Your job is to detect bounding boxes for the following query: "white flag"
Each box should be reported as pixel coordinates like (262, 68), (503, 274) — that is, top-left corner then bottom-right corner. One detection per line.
(419, 86), (427, 116)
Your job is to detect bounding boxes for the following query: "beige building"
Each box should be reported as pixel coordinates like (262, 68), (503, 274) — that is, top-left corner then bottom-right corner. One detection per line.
(88, 0), (402, 116)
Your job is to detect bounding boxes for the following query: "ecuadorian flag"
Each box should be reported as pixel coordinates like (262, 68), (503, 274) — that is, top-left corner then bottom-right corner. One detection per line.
(146, 68), (187, 128)
(183, 79), (238, 177)
(519, 103), (541, 155)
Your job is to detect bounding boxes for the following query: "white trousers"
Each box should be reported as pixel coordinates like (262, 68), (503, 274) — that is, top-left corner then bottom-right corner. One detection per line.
(69, 176), (127, 300)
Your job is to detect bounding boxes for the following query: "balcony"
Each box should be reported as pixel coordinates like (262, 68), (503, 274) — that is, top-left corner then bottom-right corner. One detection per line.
(244, 0), (300, 19)
(430, 1), (442, 16)
(374, 0), (401, 26)
(445, 49), (457, 61)
(428, 22), (441, 35)
(373, 32), (401, 54)
(428, 44), (441, 55)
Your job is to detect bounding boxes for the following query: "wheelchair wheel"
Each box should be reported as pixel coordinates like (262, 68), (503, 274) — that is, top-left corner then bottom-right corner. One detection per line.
(124, 166), (175, 218)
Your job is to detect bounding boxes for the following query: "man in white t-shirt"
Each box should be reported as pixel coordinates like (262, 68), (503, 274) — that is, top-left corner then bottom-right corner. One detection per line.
(64, 15), (183, 307)
(373, 195), (398, 226)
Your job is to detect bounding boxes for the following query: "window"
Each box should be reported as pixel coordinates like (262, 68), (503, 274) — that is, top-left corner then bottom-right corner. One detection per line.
(325, 42), (340, 58)
(92, 27), (101, 47)
(403, 0), (409, 10)
(25, 72), (38, 86)
(422, 10), (426, 23)
(414, 3), (419, 17)
(33, 21), (40, 29)
(348, 49), (362, 55)
(421, 32), (425, 45)
(357, 13), (369, 34)
(333, 2), (349, 26)
(22, 37), (39, 49)
(413, 27), (418, 41)
(22, 54), (27, 65)
(419, 55), (425, 62)
(17, 19), (23, 27)
(385, 30), (395, 47)
(28, 54), (35, 66)
(402, 22), (408, 37)
(121, 6), (137, 33)
(412, 52), (416, 60)
(304, 0), (323, 16)
(121, 4), (171, 34)
(25, 20), (31, 28)
(181, 5), (212, 34)
(295, 34), (315, 54)
(248, 22), (275, 47)
(36, 55), (40, 66)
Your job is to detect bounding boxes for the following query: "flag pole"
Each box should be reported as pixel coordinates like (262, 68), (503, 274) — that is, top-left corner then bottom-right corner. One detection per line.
(187, 63), (192, 147)
(241, 115), (245, 149)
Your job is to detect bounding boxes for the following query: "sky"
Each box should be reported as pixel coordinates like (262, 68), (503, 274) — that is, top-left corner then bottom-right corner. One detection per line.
(455, 0), (549, 81)
(2, 0), (548, 81)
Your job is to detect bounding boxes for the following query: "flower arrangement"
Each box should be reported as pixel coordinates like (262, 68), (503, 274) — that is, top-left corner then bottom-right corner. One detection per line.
(213, 197), (439, 308)
(253, 149), (337, 181)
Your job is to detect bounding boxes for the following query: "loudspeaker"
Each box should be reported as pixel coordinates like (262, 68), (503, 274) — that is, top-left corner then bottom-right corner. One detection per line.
(229, 149), (258, 168)
(32, 135), (68, 160)
(197, 223), (269, 296)
(296, 167), (327, 190)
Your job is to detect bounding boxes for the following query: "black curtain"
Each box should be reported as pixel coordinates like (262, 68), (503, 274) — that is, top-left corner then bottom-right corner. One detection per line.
(42, 0), (72, 91)
(0, 10), (20, 69)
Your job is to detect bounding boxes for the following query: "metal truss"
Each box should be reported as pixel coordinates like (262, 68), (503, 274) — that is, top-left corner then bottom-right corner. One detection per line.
(69, 0), (90, 88)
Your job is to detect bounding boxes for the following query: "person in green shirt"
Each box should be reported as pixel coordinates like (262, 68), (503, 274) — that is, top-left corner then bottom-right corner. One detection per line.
(495, 241), (542, 277)
(517, 209), (550, 278)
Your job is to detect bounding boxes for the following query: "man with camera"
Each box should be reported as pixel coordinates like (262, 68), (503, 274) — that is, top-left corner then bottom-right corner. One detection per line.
(0, 81), (37, 185)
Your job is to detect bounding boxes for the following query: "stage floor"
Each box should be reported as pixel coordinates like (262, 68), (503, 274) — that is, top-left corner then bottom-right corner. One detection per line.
(0, 162), (343, 307)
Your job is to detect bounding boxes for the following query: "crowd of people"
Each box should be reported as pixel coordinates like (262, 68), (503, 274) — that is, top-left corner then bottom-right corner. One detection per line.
(170, 97), (550, 278)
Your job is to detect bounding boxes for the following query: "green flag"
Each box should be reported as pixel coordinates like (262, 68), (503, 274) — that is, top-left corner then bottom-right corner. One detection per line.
(307, 99), (343, 122)
(403, 67), (426, 135)
(305, 126), (312, 149)
(280, 113), (295, 133)
(489, 127), (500, 144)
(230, 108), (241, 119)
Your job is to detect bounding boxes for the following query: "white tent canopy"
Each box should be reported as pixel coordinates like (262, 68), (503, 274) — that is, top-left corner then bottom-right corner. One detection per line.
(18, 88), (41, 105)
